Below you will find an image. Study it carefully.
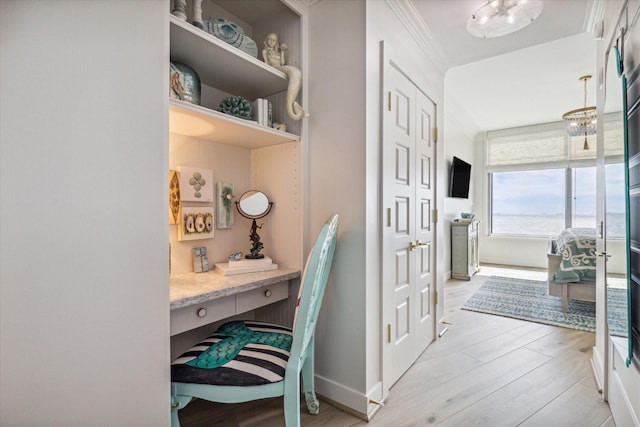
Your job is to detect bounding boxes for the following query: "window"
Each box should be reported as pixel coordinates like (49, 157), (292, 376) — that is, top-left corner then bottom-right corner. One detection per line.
(572, 167), (596, 228)
(486, 116), (624, 238)
(490, 165), (624, 237)
(491, 169), (565, 236)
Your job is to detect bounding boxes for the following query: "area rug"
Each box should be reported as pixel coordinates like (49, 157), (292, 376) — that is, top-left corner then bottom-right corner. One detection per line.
(462, 276), (628, 334)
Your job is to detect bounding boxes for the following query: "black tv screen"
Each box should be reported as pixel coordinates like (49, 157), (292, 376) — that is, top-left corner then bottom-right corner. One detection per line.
(449, 156), (471, 199)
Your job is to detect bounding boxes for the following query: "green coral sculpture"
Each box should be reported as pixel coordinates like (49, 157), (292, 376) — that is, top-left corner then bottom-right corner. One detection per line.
(219, 96), (252, 119)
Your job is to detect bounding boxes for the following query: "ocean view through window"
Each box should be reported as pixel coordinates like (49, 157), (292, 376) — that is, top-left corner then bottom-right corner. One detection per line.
(490, 165), (625, 238)
(486, 118), (625, 239)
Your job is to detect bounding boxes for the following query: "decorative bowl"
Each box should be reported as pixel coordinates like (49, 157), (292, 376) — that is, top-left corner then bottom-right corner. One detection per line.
(203, 18), (258, 58)
(461, 212), (475, 220)
(170, 62), (201, 105)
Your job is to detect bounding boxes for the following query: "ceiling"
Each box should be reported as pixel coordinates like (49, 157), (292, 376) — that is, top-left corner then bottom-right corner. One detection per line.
(411, 0), (593, 68)
(408, 0), (613, 132)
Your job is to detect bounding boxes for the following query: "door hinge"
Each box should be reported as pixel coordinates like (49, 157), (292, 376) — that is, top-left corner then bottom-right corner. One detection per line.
(433, 127), (438, 143)
(433, 208), (438, 224)
(387, 323), (391, 343)
(434, 290), (438, 305)
(388, 91), (392, 111)
(387, 207), (392, 227)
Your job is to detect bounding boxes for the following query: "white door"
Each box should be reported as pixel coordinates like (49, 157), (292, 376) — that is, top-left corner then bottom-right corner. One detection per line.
(382, 52), (437, 388)
(413, 86), (436, 358)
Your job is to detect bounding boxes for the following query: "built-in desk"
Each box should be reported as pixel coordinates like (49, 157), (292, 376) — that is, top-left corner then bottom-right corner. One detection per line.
(170, 269), (300, 336)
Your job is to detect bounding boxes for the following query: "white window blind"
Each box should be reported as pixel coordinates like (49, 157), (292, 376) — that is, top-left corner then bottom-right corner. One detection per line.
(486, 114), (624, 172)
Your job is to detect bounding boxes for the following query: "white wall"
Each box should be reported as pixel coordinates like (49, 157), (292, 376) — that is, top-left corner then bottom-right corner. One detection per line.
(0, 2), (170, 425)
(442, 93), (480, 275)
(308, 0), (446, 417)
(169, 134), (252, 274)
(308, 0), (368, 412)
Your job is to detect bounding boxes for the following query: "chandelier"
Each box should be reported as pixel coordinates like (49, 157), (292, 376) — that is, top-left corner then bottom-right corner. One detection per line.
(467, 0), (544, 39)
(562, 75), (597, 150)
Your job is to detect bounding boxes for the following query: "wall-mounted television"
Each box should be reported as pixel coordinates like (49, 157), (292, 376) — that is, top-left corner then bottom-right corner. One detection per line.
(449, 156), (472, 199)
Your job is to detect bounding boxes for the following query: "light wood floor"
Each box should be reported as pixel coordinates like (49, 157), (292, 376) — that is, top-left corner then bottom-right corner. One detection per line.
(177, 266), (615, 426)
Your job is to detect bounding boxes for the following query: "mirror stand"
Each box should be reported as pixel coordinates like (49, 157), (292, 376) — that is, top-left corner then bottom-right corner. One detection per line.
(246, 219), (265, 259)
(235, 190), (273, 259)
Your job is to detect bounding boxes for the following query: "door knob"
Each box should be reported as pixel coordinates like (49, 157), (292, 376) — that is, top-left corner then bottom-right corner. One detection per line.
(410, 240), (429, 251)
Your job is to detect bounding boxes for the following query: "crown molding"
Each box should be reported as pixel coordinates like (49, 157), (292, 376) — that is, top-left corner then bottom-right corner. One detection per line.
(584, 0), (607, 39)
(385, 0), (451, 75)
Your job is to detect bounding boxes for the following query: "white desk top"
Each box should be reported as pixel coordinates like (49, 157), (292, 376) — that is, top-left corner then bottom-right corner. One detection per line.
(170, 268), (301, 310)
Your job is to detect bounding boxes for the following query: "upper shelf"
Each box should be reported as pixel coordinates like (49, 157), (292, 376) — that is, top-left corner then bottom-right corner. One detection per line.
(169, 15), (288, 100)
(169, 99), (299, 148)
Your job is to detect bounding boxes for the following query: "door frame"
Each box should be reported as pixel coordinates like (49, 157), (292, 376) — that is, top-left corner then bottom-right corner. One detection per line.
(380, 41), (439, 393)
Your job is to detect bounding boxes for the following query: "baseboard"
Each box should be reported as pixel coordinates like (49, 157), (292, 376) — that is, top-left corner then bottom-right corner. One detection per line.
(590, 357), (603, 393)
(591, 346), (605, 393)
(314, 374), (383, 420)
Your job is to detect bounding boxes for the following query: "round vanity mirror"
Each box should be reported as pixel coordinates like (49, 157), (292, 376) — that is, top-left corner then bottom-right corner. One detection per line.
(235, 191), (274, 259)
(236, 190), (273, 219)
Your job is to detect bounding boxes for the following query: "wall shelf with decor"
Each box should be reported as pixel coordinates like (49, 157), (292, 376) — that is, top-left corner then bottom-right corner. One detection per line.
(170, 14), (288, 100)
(170, 99), (299, 148)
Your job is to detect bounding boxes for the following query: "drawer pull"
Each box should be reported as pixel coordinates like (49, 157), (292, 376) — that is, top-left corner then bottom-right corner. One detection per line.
(197, 308), (207, 317)
(264, 289), (272, 297)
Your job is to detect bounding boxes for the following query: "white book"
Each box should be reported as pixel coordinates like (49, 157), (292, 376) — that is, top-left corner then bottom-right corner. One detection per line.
(262, 98), (268, 126)
(251, 99), (264, 124)
(228, 256), (273, 268)
(214, 262), (278, 275)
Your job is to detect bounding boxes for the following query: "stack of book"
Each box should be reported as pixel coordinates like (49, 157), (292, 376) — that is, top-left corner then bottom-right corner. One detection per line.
(214, 256), (278, 275)
(251, 98), (272, 127)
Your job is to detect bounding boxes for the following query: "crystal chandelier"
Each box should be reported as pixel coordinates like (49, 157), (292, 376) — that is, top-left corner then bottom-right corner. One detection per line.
(467, 0), (544, 39)
(562, 75), (597, 150)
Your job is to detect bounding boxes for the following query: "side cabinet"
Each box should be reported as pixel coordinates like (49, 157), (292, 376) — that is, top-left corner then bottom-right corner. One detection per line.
(451, 220), (479, 280)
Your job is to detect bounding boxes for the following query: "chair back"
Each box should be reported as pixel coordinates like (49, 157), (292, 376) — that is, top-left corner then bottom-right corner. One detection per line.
(290, 214), (338, 361)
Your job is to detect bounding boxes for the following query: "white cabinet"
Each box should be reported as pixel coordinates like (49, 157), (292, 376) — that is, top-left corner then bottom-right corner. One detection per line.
(451, 220), (479, 280)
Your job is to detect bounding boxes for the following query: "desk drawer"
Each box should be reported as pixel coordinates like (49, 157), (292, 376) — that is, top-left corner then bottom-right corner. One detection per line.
(170, 295), (235, 336)
(236, 281), (288, 314)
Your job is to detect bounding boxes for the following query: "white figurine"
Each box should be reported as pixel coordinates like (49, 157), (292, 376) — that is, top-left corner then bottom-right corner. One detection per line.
(263, 32), (309, 120)
(192, 0), (204, 29)
(171, 0), (187, 20)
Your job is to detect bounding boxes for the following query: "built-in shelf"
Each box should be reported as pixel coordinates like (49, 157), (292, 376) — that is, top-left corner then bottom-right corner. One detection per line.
(169, 15), (288, 100)
(169, 99), (299, 148)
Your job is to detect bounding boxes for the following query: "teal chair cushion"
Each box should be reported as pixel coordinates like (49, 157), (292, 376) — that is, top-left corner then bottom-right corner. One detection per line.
(172, 320), (293, 386)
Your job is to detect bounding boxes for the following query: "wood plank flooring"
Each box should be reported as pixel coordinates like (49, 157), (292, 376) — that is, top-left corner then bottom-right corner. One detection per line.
(177, 267), (615, 426)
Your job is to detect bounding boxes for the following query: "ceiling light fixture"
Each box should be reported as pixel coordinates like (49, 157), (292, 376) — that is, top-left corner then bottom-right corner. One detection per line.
(562, 75), (597, 150)
(467, 0), (543, 38)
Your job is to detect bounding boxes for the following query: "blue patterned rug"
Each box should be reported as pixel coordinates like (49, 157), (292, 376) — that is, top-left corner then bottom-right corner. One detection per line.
(462, 276), (628, 334)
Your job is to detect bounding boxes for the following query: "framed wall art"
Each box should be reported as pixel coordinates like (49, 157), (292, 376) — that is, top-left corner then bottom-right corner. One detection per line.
(169, 170), (181, 224)
(178, 206), (215, 241)
(216, 182), (234, 228)
(177, 166), (213, 202)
